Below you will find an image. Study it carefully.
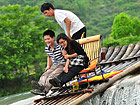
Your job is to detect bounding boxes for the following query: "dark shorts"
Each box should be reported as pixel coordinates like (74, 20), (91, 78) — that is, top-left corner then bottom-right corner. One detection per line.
(72, 27), (86, 40)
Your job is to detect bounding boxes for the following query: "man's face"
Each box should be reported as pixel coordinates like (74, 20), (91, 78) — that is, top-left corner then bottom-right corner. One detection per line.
(43, 8), (54, 17)
(44, 35), (55, 46)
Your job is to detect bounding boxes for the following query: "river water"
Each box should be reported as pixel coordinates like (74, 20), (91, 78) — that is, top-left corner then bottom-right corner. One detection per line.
(0, 91), (35, 105)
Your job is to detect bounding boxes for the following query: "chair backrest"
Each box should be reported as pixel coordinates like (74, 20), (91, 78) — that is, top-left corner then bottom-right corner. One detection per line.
(77, 35), (102, 61)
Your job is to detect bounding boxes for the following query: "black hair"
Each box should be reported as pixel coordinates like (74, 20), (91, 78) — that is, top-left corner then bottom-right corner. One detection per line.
(57, 33), (75, 54)
(43, 30), (55, 38)
(41, 3), (54, 13)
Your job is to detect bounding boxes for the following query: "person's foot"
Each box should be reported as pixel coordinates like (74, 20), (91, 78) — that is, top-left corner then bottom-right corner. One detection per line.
(30, 89), (48, 96)
(31, 80), (44, 91)
(49, 78), (62, 87)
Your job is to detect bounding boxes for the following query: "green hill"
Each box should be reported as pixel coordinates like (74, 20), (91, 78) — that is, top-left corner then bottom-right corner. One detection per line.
(0, 0), (139, 37)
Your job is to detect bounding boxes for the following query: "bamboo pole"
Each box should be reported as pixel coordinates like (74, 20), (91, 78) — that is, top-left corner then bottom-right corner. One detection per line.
(77, 35), (101, 44)
(99, 55), (140, 65)
(121, 44), (135, 59)
(68, 61), (140, 105)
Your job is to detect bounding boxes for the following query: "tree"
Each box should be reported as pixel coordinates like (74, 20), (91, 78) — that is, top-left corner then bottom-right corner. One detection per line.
(110, 13), (135, 39)
(103, 13), (140, 47)
(0, 4), (58, 79)
(132, 17), (140, 36)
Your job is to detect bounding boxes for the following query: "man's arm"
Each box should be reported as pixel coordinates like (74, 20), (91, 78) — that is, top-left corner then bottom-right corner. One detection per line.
(64, 17), (71, 39)
(45, 56), (52, 71)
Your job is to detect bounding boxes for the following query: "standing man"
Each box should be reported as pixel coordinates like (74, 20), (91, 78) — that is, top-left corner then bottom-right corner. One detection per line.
(31, 30), (66, 95)
(41, 3), (86, 40)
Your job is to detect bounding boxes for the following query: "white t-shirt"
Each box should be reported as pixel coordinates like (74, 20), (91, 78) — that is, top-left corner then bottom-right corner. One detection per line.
(54, 9), (85, 37)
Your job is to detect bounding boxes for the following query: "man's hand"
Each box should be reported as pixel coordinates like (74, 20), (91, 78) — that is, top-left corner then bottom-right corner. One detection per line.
(68, 35), (72, 40)
(45, 66), (50, 71)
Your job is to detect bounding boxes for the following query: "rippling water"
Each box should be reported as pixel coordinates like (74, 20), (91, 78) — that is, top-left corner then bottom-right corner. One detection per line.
(0, 91), (34, 105)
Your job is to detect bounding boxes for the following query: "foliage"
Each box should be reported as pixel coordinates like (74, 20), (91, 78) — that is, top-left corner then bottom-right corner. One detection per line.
(111, 13), (135, 39)
(0, 5), (58, 79)
(103, 35), (140, 47)
(0, 0), (139, 37)
(131, 17), (140, 36)
(103, 13), (140, 47)
(0, 74), (38, 97)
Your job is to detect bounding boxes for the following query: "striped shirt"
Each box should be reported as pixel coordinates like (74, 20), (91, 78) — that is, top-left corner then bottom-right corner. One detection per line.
(45, 42), (66, 65)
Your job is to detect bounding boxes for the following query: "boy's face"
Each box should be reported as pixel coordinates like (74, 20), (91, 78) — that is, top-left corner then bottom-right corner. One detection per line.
(43, 8), (54, 17)
(44, 35), (55, 46)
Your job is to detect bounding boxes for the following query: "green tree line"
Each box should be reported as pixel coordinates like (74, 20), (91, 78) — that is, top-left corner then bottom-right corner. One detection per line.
(0, 5), (58, 97)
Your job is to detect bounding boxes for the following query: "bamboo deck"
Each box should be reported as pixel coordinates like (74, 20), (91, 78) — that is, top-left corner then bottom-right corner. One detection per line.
(33, 41), (140, 105)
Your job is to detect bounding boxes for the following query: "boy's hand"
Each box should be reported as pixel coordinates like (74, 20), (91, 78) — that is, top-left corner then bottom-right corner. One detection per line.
(45, 66), (50, 71)
(63, 67), (68, 73)
(64, 55), (69, 59)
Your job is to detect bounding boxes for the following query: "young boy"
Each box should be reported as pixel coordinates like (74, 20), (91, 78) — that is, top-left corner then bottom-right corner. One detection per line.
(31, 30), (66, 95)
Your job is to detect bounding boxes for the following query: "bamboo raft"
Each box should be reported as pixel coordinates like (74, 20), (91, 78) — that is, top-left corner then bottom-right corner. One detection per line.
(33, 36), (140, 105)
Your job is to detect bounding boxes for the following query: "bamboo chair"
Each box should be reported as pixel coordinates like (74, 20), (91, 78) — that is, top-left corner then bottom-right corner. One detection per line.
(74, 34), (107, 89)
(77, 34), (102, 71)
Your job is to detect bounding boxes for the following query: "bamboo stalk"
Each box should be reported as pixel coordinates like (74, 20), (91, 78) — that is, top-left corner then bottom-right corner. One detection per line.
(105, 47), (114, 61)
(121, 44), (135, 59)
(99, 55), (140, 65)
(77, 35), (101, 44)
(90, 43), (94, 60)
(113, 45), (127, 61)
(68, 61), (140, 105)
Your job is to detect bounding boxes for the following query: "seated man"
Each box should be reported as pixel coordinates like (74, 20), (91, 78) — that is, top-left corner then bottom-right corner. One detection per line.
(31, 30), (66, 95)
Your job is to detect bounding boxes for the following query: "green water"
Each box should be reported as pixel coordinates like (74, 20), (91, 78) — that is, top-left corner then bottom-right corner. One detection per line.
(0, 92), (35, 105)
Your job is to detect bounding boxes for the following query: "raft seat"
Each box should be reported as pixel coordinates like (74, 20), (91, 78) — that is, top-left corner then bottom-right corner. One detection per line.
(74, 35), (104, 88)
(77, 35), (101, 61)
(77, 35), (101, 74)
